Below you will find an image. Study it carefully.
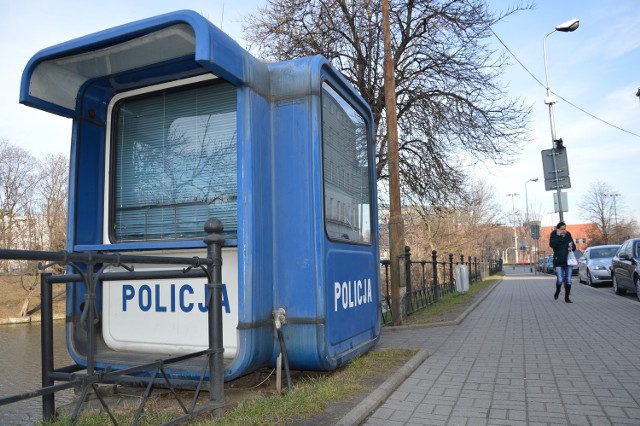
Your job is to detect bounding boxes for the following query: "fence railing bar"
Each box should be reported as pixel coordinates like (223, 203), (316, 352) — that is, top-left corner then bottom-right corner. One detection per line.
(0, 218), (227, 425)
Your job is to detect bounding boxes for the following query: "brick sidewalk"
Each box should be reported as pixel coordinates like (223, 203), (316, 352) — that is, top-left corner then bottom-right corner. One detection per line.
(345, 266), (640, 425)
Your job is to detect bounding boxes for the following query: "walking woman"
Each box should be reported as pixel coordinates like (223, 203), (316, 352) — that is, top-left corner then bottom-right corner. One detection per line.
(549, 221), (576, 303)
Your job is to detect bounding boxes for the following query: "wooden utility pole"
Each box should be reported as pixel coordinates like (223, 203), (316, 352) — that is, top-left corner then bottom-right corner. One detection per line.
(382, 0), (406, 325)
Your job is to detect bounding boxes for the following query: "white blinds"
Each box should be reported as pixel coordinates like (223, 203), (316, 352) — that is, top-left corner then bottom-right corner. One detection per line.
(112, 82), (237, 241)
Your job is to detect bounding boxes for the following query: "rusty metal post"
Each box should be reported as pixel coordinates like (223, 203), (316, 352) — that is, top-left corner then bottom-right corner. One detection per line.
(382, 0), (406, 326)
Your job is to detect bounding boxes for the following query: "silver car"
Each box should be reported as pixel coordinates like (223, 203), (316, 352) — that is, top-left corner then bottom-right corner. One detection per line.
(578, 245), (621, 286)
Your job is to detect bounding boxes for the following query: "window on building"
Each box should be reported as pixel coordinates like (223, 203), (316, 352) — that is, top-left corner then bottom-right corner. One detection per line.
(110, 81), (237, 242)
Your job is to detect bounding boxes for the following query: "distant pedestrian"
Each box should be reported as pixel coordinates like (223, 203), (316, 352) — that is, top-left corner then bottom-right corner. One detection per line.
(549, 221), (576, 303)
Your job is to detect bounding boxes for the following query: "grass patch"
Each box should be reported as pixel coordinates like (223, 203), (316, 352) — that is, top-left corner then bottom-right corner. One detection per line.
(212, 349), (415, 425)
(41, 348), (416, 426)
(404, 273), (502, 325)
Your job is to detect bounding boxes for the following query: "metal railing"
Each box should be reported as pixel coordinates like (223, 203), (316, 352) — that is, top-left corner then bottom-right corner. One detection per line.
(380, 247), (502, 324)
(0, 218), (227, 425)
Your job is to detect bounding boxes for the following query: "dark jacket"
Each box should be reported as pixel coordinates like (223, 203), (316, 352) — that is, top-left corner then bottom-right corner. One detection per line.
(549, 230), (575, 267)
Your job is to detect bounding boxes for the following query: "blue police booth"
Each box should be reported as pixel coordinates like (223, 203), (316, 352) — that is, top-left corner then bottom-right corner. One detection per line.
(21, 10), (381, 380)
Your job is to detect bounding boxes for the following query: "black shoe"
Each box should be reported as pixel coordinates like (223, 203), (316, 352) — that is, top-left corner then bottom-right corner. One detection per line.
(564, 284), (572, 303)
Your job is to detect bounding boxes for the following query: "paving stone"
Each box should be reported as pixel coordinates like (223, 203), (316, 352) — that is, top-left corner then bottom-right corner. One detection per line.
(358, 268), (640, 425)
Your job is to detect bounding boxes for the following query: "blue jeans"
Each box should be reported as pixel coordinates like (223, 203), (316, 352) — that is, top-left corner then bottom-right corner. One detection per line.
(555, 266), (573, 286)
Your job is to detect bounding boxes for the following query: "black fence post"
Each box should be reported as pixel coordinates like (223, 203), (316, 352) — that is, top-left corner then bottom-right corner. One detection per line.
(41, 273), (55, 421)
(448, 253), (454, 293)
(474, 257), (478, 283)
(204, 218), (226, 406)
(380, 260), (391, 324)
(405, 246), (413, 315)
(431, 250), (439, 301)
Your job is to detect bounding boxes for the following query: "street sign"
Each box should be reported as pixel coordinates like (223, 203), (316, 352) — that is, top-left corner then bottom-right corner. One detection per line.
(541, 148), (571, 191)
(553, 191), (568, 213)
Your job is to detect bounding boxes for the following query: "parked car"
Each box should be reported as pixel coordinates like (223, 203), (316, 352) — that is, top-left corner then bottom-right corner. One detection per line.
(611, 238), (640, 300)
(545, 256), (554, 274)
(577, 245), (621, 286)
(543, 251), (582, 276)
(571, 249), (583, 276)
(537, 257), (546, 272)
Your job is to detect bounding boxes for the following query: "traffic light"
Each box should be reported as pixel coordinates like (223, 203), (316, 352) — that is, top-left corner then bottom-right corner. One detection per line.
(554, 138), (565, 150)
(531, 224), (540, 240)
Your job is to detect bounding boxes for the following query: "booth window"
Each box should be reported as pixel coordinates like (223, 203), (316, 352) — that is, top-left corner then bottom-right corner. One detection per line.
(111, 81), (237, 242)
(322, 83), (371, 244)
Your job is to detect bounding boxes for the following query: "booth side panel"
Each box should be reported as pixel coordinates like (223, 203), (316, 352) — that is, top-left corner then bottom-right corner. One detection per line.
(270, 97), (326, 370)
(67, 87), (110, 363)
(224, 88), (278, 379)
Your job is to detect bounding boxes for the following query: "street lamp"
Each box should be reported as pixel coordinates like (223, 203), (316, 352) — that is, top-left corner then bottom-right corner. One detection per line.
(524, 178), (539, 223)
(606, 193), (620, 227)
(543, 18), (579, 223)
(506, 193), (520, 264)
(525, 178), (539, 272)
(606, 193), (621, 243)
(506, 193), (519, 213)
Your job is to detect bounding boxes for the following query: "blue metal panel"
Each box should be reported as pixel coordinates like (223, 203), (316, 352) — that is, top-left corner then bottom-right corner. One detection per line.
(19, 10), (267, 117)
(224, 86), (276, 379)
(267, 57), (380, 371)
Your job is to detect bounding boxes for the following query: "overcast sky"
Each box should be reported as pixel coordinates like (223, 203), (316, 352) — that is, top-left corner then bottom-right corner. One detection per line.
(1, 0), (638, 229)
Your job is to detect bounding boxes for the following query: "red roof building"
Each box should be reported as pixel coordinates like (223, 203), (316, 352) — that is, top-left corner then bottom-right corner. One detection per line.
(540, 223), (600, 254)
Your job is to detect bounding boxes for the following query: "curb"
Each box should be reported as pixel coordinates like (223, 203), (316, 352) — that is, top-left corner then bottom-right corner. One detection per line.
(335, 349), (430, 426)
(383, 277), (502, 331)
(335, 278), (502, 425)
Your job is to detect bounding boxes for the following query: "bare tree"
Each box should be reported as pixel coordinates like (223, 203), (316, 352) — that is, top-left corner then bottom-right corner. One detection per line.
(37, 153), (69, 252)
(18, 153), (69, 315)
(244, 0), (532, 206)
(402, 180), (506, 259)
(0, 139), (39, 272)
(577, 181), (637, 245)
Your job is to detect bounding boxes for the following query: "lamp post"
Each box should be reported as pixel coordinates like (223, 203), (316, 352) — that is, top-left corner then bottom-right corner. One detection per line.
(606, 193), (620, 227)
(543, 18), (579, 223)
(606, 193), (621, 243)
(524, 178), (539, 224)
(506, 193), (520, 264)
(506, 193), (519, 213)
(525, 178), (538, 272)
